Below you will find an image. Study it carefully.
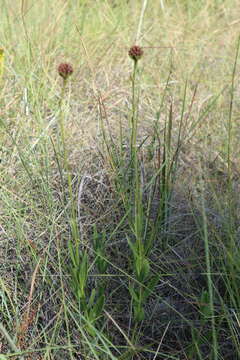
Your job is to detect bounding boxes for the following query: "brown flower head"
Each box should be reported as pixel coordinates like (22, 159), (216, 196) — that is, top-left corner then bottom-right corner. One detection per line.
(58, 63), (73, 80)
(128, 45), (143, 62)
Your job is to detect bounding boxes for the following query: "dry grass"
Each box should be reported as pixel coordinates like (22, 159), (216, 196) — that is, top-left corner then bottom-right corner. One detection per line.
(1, 0), (240, 359)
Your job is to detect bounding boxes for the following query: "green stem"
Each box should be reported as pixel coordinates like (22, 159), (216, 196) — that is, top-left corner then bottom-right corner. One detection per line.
(131, 60), (143, 253)
(58, 79), (79, 246)
(130, 60), (138, 158)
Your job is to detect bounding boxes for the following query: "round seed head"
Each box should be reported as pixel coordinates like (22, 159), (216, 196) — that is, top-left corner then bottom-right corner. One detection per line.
(128, 45), (143, 62)
(58, 63), (73, 80)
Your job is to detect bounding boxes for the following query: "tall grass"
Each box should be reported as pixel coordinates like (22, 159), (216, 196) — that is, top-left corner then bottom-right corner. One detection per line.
(1, 0), (240, 359)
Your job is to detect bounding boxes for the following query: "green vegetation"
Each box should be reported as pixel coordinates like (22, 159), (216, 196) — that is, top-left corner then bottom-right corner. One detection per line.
(1, 0), (240, 359)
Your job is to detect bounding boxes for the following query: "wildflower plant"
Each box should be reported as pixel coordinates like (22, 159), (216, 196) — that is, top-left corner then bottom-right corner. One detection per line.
(56, 63), (108, 337)
(99, 45), (186, 326)
(125, 45), (160, 323)
(98, 46), (160, 324)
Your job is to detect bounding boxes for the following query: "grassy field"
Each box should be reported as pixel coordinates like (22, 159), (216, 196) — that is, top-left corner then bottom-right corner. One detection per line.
(1, 0), (240, 359)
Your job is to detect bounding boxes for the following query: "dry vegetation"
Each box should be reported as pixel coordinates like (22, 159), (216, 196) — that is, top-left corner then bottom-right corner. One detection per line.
(1, 0), (240, 359)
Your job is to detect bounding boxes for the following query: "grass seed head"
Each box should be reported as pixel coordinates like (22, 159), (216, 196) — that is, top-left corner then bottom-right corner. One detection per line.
(58, 62), (73, 80)
(128, 45), (143, 62)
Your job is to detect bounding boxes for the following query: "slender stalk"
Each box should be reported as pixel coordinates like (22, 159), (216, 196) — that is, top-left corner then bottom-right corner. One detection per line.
(130, 60), (138, 158)
(227, 35), (240, 187)
(226, 35), (240, 246)
(200, 178), (218, 360)
(130, 58), (143, 255)
(58, 76), (79, 247)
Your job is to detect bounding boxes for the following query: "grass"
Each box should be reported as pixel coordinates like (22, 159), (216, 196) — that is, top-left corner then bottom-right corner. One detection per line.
(1, 0), (240, 359)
